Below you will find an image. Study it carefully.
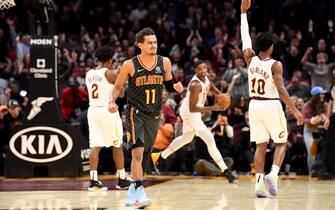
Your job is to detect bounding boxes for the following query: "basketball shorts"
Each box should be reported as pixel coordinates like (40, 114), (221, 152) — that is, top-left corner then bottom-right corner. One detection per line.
(180, 111), (208, 136)
(249, 99), (287, 144)
(87, 106), (123, 148)
(126, 107), (160, 151)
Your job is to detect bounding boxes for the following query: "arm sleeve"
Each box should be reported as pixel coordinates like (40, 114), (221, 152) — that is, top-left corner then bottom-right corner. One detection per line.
(241, 13), (252, 51)
(164, 79), (175, 92)
(225, 125), (234, 139)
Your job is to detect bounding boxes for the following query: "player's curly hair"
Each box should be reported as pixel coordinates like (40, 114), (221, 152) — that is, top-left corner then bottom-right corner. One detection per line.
(194, 59), (205, 68)
(255, 33), (274, 52)
(135, 28), (156, 45)
(95, 46), (115, 63)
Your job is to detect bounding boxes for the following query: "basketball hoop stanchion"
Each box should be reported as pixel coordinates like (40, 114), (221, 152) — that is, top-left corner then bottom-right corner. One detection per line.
(4, 36), (90, 178)
(0, 0), (16, 10)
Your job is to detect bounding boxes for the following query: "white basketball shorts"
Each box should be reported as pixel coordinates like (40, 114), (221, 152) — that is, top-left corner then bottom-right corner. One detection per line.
(87, 106), (123, 148)
(180, 111), (208, 136)
(249, 99), (287, 144)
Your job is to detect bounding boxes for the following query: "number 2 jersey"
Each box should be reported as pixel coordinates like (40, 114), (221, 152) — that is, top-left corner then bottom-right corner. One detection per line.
(248, 56), (279, 99)
(86, 67), (112, 107)
(127, 55), (165, 115)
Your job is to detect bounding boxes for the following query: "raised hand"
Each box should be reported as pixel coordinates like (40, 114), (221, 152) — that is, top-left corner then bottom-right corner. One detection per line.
(241, 0), (251, 13)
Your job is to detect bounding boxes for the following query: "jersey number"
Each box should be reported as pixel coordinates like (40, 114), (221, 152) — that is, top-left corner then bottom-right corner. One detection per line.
(92, 83), (98, 99)
(145, 89), (156, 104)
(251, 78), (265, 95)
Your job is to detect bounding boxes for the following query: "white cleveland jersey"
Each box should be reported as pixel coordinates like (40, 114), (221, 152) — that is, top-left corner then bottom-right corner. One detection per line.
(180, 75), (210, 117)
(86, 68), (112, 107)
(248, 56), (279, 99)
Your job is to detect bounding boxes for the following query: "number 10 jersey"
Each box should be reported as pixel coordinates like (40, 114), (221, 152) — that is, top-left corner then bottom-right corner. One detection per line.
(248, 56), (279, 99)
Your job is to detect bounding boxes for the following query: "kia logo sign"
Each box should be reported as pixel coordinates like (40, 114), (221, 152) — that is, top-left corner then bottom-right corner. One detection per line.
(9, 126), (73, 163)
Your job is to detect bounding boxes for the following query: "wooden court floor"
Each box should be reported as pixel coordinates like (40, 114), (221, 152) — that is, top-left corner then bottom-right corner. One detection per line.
(0, 176), (334, 210)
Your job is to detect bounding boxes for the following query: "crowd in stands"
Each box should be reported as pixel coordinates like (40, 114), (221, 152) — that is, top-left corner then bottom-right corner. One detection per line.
(0, 0), (335, 177)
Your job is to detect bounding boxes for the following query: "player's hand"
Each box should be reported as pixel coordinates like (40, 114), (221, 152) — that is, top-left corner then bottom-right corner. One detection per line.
(241, 0), (251, 13)
(307, 47), (313, 54)
(212, 104), (226, 111)
(324, 118), (330, 130)
(294, 111), (304, 126)
(108, 102), (119, 113)
(173, 82), (183, 93)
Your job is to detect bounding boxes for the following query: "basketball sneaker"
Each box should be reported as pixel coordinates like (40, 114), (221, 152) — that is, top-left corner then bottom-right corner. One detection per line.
(255, 183), (269, 198)
(88, 180), (108, 191)
(116, 177), (132, 190)
(264, 174), (278, 196)
(222, 169), (238, 183)
(125, 183), (137, 206)
(136, 186), (152, 208)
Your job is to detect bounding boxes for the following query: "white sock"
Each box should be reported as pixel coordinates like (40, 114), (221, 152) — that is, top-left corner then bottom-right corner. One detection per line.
(90, 170), (98, 181)
(117, 169), (126, 179)
(256, 173), (264, 184)
(270, 165), (280, 176)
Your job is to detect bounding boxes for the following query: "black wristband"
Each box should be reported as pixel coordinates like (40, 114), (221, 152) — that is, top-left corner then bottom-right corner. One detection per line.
(164, 79), (175, 92)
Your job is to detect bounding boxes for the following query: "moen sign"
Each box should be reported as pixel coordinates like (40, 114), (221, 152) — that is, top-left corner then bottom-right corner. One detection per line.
(4, 36), (89, 178)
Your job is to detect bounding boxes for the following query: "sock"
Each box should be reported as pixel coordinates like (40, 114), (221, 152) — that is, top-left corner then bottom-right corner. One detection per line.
(270, 165), (280, 176)
(256, 173), (264, 184)
(90, 170), (98, 181)
(117, 169), (126, 179)
(134, 180), (143, 189)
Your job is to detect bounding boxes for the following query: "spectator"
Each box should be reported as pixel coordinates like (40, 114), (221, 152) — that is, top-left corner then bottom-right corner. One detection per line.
(0, 99), (24, 150)
(301, 47), (335, 90)
(60, 80), (88, 122)
(286, 75), (311, 101)
(302, 86), (328, 174)
(161, 90), (177, 125)
(222, 57), (249, 100)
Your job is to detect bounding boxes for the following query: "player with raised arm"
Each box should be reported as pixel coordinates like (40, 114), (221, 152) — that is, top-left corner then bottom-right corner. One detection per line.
(240, 0), (304, 197)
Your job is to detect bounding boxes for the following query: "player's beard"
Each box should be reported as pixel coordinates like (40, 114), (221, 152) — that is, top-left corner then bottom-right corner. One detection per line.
(150, 48), (157, 55)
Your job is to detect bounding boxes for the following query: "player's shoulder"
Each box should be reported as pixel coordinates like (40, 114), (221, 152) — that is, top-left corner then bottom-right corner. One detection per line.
(121, 59), (135, 69)
(161, 56), (171, 63)
(189, 79), (201, 88)
(85, 68), (94, 76)
(271, 59), (283, 69)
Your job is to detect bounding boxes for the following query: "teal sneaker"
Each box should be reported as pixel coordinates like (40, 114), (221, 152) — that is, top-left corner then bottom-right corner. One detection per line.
(255, 183), (270, 198)
(125, 183), (137, 206)
(264, 174), (278, 196)
(135, 186), (152, 208)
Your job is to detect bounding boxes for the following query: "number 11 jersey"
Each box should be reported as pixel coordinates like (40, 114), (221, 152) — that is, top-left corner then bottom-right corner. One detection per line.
(127, 55), (165, 115)
(248, 56), (279, 99)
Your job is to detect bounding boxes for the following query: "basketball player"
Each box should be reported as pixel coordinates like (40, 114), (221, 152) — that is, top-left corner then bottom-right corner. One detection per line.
(152, 60), (237, 183)
(108, 28), (183, 208)
(86, 46), (131, 191)
(240, 0), (304, 197)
